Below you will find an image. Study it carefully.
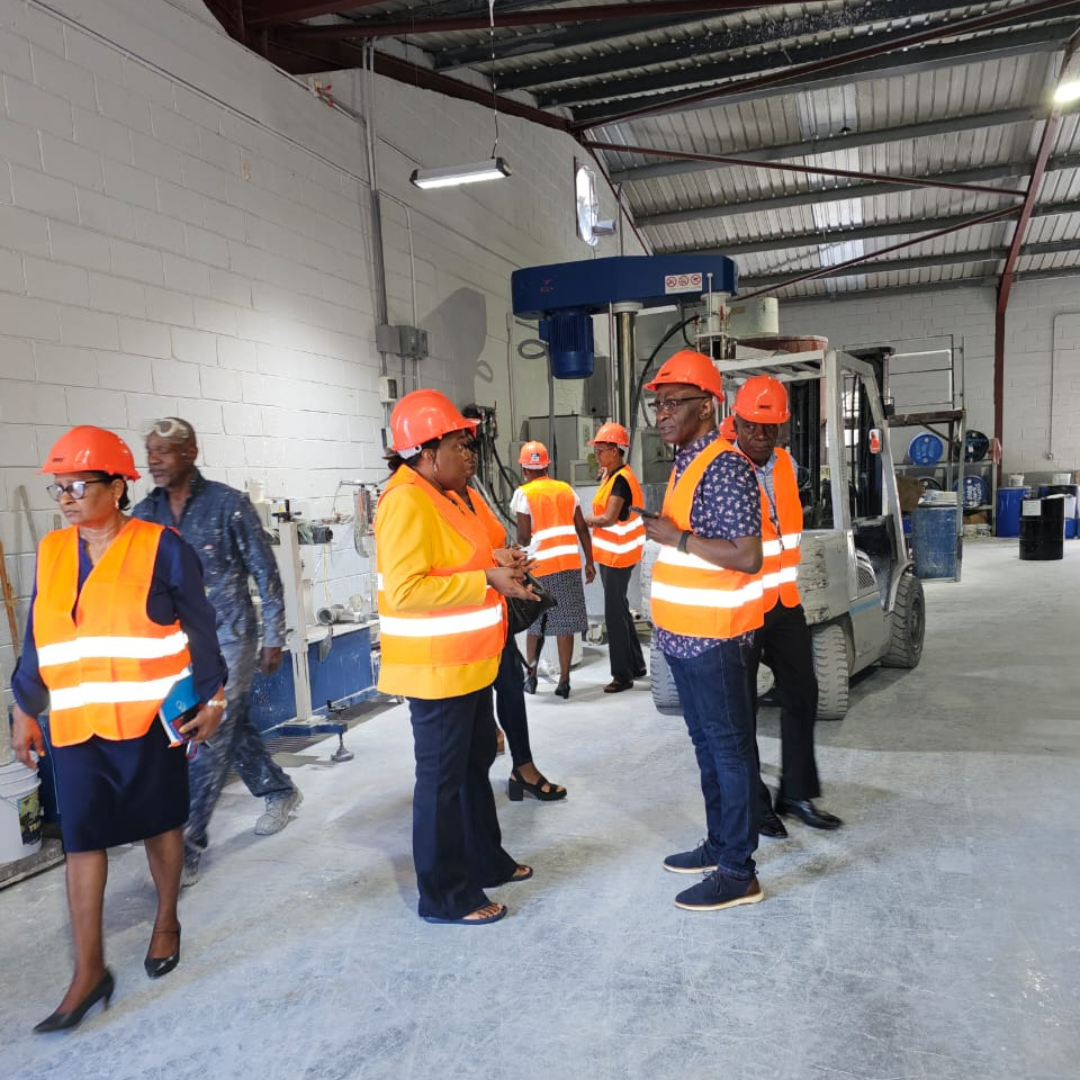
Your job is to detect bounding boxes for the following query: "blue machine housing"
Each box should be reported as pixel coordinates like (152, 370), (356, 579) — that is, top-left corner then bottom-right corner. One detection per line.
(512, 254), (738, 379)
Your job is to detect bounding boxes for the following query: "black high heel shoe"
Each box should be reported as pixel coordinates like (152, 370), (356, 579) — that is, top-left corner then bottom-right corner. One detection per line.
(33, 969), (115, 1033)
(554, 679), (570, 699)
(508, 769), (568, 802)
(144, 925), (181, 979)
(523, 666), (538, 695)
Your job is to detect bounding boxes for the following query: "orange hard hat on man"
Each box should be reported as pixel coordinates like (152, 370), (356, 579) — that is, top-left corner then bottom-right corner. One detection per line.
(588, 422), (630, 449)
(719, 414), (737, 441)
(644, 349), (723, 400)
(734, 374), (790, 424)
(518, 441), (550, 468)
(40, 425), (141, 480)
(389, 389), (478, 454)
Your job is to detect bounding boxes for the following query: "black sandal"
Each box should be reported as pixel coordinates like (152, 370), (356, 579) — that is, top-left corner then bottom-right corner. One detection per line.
(507, 769), (568, 802)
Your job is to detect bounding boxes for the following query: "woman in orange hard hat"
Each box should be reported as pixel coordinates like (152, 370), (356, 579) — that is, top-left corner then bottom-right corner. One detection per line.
(511, 441), (596, 699)
(582, 422), (647, 693)
(11, 426), (227, 1032)
(375, 390), (535, 925)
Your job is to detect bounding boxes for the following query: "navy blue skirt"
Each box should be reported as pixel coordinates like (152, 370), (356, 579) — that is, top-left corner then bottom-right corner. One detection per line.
(48, 723), (189, 853)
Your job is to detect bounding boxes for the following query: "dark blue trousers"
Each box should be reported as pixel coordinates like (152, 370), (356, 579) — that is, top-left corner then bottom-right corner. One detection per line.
(408, 686), (517, 920)
(666, 639), (759, 878)
(493, 640), (533, 770)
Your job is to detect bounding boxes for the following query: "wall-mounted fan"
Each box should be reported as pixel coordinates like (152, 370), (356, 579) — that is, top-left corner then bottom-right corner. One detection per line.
(575, 164), (616, 247)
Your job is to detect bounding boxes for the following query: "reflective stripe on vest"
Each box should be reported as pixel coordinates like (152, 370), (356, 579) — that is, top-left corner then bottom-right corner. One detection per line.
(375, 468), (506, 682)
(756, 448), (803, 611)
(649, 438), (764, 640)
(33, 519), (192, 747)
(591, 466), (645, 568)
(520, 477), (582, 575)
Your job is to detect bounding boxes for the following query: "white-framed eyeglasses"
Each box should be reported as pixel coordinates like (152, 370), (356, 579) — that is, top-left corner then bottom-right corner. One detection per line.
(46, 479), (110, 501)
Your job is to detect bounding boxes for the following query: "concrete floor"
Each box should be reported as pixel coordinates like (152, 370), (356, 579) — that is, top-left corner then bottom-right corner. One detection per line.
(2, 539), (1078, 1079)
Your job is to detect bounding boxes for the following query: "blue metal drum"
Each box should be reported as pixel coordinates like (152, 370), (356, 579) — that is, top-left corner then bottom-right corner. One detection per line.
(913, 505), (959, 580)
(908, 433), (944, 466)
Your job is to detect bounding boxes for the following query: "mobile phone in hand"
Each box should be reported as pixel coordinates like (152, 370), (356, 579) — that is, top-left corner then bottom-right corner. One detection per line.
(630, 505), (659, 519)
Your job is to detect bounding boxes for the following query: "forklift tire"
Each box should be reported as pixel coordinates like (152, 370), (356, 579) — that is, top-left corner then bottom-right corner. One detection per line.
(881, 571), (925, 669)
(812, 623), (850, 720)
(650, 644), (683, 717)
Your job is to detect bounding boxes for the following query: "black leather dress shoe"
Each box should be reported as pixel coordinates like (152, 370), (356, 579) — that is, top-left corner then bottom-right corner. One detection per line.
(775, 796), (843, 830)
(758, 807), (788, 838)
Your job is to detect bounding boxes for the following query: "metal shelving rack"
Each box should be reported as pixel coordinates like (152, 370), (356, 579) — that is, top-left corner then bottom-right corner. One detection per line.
(890, 408), (997, 533)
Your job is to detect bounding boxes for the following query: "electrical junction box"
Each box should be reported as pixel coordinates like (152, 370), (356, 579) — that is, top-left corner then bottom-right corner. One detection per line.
(378, 375), (400, 404)
(377, 323), (429, 360)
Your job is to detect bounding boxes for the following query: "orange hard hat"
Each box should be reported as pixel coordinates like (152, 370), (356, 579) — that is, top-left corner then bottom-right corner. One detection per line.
(719, 414), (737, 441)
(588, 422), (630, 449)
(40, 425), (141, 480)
(388, 389), (478, 454)
(734, 374), (790, 424)
(518, 441), (550, 468)
(644, 349), (722, 400)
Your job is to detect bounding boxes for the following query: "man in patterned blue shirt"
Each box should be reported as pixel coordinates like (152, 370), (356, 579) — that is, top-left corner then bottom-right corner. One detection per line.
(134, 418), (302, 887)
(644, 350), (765, 912)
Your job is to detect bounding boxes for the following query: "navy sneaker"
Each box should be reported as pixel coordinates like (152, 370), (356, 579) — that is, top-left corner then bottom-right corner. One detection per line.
(675, 870), (764, 911)
(663, 841), (718, 875)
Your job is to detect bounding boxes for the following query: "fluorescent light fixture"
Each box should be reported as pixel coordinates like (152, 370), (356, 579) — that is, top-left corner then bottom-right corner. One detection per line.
(410, 157), (511, 190)
(1054, 57), (1080, 104)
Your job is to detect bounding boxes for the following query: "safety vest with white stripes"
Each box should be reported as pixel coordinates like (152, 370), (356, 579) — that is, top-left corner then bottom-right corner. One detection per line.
(375, 465), (506, 699)
(33, 519), (192, 748)
(755, 447), (803, 612)
(519, 476), (582, 577)
(591, 466), (646, 569)
(650, 438), (765, 640)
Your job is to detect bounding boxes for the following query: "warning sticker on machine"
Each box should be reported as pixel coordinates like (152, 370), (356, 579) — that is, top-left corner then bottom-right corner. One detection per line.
(664, 273), (703, 294)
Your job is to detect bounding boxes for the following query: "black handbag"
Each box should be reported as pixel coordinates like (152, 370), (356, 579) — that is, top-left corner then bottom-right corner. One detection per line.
(505, 573), (558, 636)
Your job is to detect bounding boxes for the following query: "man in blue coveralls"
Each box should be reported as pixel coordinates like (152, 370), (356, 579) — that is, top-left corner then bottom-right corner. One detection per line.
(134, 417), (302, 887)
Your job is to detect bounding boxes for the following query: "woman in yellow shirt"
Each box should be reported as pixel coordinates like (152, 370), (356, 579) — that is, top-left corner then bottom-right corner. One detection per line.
(375, 390), (535, 924)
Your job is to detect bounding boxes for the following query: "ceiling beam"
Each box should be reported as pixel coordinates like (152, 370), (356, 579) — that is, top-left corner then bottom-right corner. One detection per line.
(574, 26), (1064, 126)
(572, 0), (1080, 130)
(606, 108), (1051, 185)
(588, 139), (1027, 200)
(246, 0), (387, 26)
(274, 1), (775, 42)
(634, 156), (1080, 229)
(737, 236), (1078, 295)
(495, 0), (980, 92)
(660, 201), (1080, 258)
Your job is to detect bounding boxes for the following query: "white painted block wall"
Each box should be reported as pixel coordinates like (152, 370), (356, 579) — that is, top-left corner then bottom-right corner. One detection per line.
(780, 279), (1080, 475)
(0, 0), (639, 691)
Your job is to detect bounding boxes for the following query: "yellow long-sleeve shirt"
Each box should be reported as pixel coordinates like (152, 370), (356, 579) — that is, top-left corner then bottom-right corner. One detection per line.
(375, 468), (503, 699)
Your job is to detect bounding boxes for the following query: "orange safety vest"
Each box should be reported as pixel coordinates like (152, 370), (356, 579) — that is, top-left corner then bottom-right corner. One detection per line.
(33, 519), (193, 747)
(650, 438), (764, 640)
(756, 447), (803, 611)
(376, 467), (506, 699)
(518, 476), (582, 577)
(591, 466), (646, 569)
(455, 486), (508, 551)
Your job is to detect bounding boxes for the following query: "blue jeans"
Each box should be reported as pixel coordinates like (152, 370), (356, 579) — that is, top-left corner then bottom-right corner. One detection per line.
(666, 640), (758, 878)
(185, 636), (294, 861)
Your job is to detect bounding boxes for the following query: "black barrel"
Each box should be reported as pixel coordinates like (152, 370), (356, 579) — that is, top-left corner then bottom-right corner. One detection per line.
(1019, 497), (1065, 561)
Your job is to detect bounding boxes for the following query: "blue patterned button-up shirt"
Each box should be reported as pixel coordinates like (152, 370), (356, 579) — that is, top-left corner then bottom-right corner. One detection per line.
(654, 429), (762, 658)
(133, 469), (285, 648)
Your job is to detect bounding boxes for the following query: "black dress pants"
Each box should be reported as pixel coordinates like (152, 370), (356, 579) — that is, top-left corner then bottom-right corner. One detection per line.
(408, 686), (517, 920)
(599, 563), (645, 682)
(493, 639), (533, 770)
(744, 602), (821, 814)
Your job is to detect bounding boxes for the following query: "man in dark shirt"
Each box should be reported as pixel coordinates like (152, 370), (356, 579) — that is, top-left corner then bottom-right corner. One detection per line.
(133, 418), (301, 887)
(644, 350), (765, 911)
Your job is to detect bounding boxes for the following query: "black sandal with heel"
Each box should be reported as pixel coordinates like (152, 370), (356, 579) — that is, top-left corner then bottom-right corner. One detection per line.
(507, 769), (567, 802)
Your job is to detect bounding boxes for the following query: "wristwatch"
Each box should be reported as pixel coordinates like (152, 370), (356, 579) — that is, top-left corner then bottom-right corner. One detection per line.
(677, 530), (692, 553)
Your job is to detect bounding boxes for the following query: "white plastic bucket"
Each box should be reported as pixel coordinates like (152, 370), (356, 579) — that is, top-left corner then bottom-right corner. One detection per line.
(0, 761), (43, 863)
(1007, 473), (1025, 487)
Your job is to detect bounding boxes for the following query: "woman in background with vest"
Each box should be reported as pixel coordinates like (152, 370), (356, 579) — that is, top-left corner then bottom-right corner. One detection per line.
(11, 426), (226, 1033)
(732, 377), (842, 835)
(375, 391), (535, 926)
(583, 423), (647, 694)
(511, 442), (595, 699)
